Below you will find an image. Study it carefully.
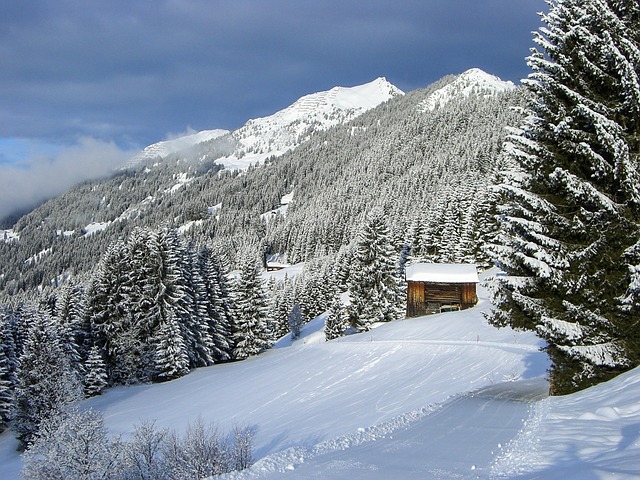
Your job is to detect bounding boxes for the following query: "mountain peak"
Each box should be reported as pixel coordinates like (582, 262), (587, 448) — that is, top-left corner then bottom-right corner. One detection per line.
(125, 78), (403, 171)
(419, 68), (515, 113)
(263, 78), (403, 123)
(217, 78), (404, 169)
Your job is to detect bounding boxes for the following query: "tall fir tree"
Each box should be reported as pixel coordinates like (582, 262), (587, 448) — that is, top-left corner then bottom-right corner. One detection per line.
(0, 311), (17, 431)
(87, 239), (136, 383)
(325, 295), (347, 341)
(84, 346), (109, 397)
(54, 281), (89, 375)
(232, 252), (271, 360)
(12, 308), (82, 448)
(153, 311), (190, 381)
(487, 0), (640, 394)
(348, 208), (403, 331)
(175, 240), (215, 369)
(197, 245), (233, 362)
(287, 304), (303, 340)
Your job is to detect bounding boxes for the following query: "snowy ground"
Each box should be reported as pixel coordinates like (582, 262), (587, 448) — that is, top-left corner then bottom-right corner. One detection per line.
(1, 271), (639, 479)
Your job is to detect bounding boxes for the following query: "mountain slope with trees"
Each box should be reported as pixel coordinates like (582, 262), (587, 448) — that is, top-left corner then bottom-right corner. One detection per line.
(0, 69), (522, 301)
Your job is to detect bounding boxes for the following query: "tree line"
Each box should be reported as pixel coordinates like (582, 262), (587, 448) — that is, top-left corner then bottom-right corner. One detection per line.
(0, 205), (408, 459)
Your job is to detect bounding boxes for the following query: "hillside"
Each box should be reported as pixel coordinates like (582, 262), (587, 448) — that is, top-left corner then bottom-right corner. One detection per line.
(1, 270), (638, 478)
(0, 69), (521, 299)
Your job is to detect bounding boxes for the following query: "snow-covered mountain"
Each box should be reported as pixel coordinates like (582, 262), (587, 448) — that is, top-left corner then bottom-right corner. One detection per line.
(220, 77), (403, 169)
(125, 77), (403, 171)
(125, 71), (513, 172)
(419, 68), (516, 112)
(124, 71), (515, 172)
(124, 129), (229, 169)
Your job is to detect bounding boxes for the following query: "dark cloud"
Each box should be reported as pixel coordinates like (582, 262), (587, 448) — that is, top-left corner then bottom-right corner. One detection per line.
(0, 0), (545, 146)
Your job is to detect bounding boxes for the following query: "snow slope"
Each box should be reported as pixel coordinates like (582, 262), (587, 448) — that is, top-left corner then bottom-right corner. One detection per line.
(1, 271), (638, 479)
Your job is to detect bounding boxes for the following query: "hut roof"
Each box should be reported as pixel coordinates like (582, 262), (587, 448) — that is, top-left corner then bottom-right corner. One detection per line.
(405, 263), (479, 284)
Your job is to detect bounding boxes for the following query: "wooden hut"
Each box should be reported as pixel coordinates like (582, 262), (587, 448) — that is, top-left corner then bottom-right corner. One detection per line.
(405, 263), (479, 317)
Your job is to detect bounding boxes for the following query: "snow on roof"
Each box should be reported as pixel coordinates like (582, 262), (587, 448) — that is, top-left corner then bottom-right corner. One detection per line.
(405, 263), (479, 283)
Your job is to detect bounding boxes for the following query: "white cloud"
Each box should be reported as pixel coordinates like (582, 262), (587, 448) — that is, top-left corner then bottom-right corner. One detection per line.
(164, 126), (199, 141)
(0, 137), (139, 222)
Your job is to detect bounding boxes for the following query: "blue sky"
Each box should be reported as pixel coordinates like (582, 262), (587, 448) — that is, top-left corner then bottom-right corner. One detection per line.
(0, 0), (545, 221)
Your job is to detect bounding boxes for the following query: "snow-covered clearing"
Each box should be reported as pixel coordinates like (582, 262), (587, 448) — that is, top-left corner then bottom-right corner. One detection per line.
(1, 271), (639, 478)
(82, 221), (111, 236)
(1, 229), (19, 242)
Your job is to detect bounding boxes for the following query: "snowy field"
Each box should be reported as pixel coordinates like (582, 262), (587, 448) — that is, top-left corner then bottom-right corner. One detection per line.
(1, 272), (639, 478)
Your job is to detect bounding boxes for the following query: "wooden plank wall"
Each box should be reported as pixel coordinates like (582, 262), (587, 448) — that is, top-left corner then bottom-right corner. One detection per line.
(406, 281), (477, 317)
(406, 281), (426, 317)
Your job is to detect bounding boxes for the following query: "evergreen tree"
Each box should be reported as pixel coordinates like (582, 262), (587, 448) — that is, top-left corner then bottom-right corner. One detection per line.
(487, 0), (640, 394)
(153, 311), (190, 381)
(0, 311), (17, 431)
(0, 360), (12, 432)
(197, 245), (233, 362)
(175, 240), (214, 369)
(269, 279), (293, 339)
(55, 281), (90, 372)
(13, 308), (82, 448)
(87, 239), (138, 383)
(287, 304), (303, 340)
(84, 346), (109, 397)
(325, 296), (347, 341)
(348, 208), (403, 331)
(232, 252), (271, 359)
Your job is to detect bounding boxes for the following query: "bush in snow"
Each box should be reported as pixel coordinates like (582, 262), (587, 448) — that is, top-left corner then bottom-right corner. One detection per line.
(22, 412), (255, 480)
(21, 407), (126, 480)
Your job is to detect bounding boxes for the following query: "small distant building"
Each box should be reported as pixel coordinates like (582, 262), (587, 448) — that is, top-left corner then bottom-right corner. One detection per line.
(405, 263), (479, 317)
(265, 253), (290, 271)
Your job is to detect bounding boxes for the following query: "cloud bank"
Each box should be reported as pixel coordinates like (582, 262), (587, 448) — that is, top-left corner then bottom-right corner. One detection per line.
(0, 138), (137, 223)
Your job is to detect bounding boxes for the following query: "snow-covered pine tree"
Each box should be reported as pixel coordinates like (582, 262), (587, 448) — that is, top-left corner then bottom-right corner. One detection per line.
(325, 296), (346, 341)
(13, 308), (83, 448)
(175, 240), (215, 369)
(487, 0), (640, 394)
(87, 238), (138, 383)
(232, 252), (271, 359)
(84, 345), (109, 397)
(287, 304), (303, 340)
(269, 277), (293, 339)
(54, 281), (89, 378)
(197, 245), (233, 363)
(348, 208), (403, 331)
(0, 360), (12, 432)
(0, 310), (17, 431)
(153, 311), (190, 381)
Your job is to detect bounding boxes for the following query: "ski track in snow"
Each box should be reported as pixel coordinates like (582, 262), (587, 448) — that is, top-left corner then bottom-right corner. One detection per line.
(222, 379), (549, 479)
